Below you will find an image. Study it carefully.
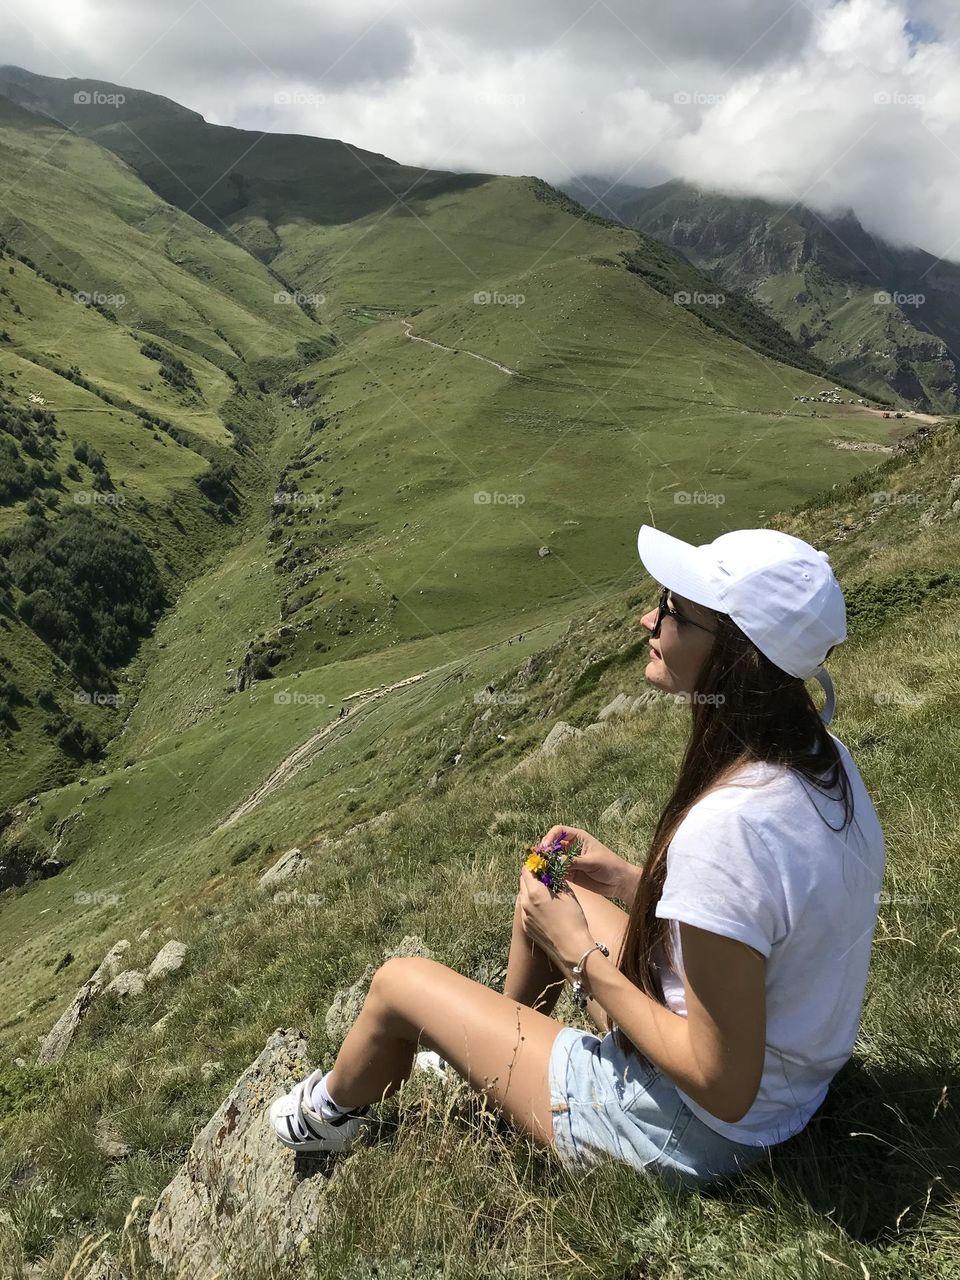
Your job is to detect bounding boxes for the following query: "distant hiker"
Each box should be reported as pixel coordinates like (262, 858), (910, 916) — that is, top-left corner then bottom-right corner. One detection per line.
(338, 706), (345, 719)
(270, 526), (884, 1192)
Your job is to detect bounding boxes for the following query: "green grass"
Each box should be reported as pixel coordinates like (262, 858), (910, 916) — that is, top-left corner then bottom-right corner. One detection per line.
(1, 70), (958, 1280)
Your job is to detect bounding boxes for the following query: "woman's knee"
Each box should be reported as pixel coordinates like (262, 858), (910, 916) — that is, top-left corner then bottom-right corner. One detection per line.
(370, 954), (435, 998)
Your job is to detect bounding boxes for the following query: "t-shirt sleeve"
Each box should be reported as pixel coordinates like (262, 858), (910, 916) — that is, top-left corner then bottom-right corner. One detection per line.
(654, 796), (789, 959)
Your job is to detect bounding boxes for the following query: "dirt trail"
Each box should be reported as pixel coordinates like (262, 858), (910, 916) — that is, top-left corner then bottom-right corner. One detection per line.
(400, 319), (522, 378)
(213, 669), (431, 834)
(213, 619), (551, 834)
(853, 406), (948, 424)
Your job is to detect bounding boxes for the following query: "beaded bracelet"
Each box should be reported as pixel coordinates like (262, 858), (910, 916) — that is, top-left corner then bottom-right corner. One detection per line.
(571, 941), (610, 1008)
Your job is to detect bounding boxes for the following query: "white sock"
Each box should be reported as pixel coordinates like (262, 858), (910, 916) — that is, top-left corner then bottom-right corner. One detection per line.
(310, 1072), (355, 1120)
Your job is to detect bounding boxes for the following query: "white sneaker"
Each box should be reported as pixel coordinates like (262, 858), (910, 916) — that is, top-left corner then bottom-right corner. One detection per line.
(415, 1050), (451, 1080)
(269, 1068), (370, 1154)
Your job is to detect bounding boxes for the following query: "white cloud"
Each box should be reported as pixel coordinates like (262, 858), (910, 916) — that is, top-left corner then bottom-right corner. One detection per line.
(2, 0), (959, 259)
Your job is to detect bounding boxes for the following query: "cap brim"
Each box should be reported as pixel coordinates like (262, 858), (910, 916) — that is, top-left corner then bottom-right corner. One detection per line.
(636, 525), (725, 611)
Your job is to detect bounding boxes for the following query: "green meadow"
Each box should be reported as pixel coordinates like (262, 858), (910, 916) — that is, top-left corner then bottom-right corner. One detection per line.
(0, 71), (956, 1280)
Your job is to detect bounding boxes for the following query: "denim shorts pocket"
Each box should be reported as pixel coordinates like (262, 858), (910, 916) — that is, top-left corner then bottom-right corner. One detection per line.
(659, 1103), (697, 1162)
(609, 1048), (660, 1107)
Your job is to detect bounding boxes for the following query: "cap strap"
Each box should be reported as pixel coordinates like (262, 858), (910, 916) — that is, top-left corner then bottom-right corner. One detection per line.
(813, 667), (836, 725)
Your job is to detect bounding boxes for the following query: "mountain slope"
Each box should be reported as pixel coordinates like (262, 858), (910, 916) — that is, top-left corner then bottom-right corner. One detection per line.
(0, 68), (916, 813)
(0, 418), (957, 1280)
(0, 96), (327, 805)
(565, 176), (960, 413)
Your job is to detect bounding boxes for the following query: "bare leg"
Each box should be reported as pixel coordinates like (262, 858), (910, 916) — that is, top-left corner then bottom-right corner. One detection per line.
(502, 887), (632, 1033)
(324, 956), (564, 1145)
(502, 894), (566, 1013)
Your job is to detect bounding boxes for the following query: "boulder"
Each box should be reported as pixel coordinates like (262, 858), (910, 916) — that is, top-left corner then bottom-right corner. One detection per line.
(597, 693), (635, 722)
(148, 1028), (333, 1280)
(539, 721), (583, 756)
(324, 965), (376, 1041)
(258, 847), (312, 887)
(94, 1117), (132, 1161)
(36, 940), (130, 1064)
(104, 970), (146, 998)
(146, 941), (188, 983)
(599, 796), (632, 825)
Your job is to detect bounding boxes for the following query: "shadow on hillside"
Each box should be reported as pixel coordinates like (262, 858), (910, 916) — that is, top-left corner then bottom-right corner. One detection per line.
(707, 1055), (959, 1244)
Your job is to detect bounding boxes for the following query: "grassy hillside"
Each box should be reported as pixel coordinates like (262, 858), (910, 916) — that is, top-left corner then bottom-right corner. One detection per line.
(0, 72), (906, 816)
(565, 176), (960, 414)
(0, 96), (332, 807)
(0, 419), (957, 1278)
(0, 67), (956, 1280)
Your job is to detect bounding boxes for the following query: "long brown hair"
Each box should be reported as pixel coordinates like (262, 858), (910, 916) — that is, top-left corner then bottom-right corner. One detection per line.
(612, 608), (855, 1058)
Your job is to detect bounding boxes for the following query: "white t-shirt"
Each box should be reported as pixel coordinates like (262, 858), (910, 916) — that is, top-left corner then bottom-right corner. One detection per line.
(652, 732), (885, 1146)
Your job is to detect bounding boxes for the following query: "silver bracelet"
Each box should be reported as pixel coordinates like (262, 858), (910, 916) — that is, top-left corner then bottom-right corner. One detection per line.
(570, 941), (609, 1009)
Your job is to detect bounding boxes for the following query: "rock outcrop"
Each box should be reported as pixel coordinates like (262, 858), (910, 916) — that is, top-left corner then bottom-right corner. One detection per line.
(148, 1028), (332, 1280)
(146, 941), (188, 982)
(104, 970), (146, 998)
(37, 939), (188, 1063)
(36, 940), (130, 1064)
(258, 847), (312, 887)
(149, 936), (434, 1277)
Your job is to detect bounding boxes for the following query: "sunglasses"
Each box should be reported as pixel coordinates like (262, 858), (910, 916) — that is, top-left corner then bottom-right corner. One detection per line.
(651, 586), (718, 639)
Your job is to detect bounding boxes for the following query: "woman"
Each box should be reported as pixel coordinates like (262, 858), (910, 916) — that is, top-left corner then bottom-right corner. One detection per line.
(269, 525), (886, 1188)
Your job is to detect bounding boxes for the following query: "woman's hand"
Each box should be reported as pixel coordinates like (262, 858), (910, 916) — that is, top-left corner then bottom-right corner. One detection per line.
(518, 866), (594, 978)
(536, 825), (640, 903)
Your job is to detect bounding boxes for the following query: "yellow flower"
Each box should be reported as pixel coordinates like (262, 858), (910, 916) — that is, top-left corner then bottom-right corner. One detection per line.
(525, 852), (548, 875)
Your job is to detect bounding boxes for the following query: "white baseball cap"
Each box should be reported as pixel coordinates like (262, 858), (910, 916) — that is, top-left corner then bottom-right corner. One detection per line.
(637, 525), (846, 723)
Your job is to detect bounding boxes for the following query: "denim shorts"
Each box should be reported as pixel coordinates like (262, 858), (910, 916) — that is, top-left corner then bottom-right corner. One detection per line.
(548, 1027), (770, 1189)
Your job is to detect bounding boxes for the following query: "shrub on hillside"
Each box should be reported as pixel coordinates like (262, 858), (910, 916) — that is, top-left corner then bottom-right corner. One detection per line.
(0, 437), (31, 503)
(0, 509), (166, 685)
(197, 459), (237, 512)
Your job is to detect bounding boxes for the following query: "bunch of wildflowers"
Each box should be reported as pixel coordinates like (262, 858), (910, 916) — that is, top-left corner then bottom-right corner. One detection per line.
(524, 829), (582, 893)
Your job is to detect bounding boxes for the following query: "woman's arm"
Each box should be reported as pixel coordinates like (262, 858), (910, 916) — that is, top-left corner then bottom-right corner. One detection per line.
(565, 922), (766, 1123)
